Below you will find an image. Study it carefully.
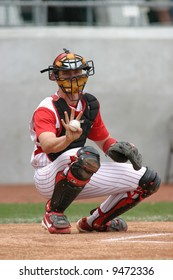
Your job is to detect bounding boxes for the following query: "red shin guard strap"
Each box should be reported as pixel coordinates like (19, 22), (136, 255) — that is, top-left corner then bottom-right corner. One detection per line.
(55, 171), (66, 183)
(55, 170), (89, 187)
(66, 170), (90, 187)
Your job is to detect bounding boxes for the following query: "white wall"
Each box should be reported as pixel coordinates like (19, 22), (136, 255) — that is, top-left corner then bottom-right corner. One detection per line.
(0, 27), (173, 183)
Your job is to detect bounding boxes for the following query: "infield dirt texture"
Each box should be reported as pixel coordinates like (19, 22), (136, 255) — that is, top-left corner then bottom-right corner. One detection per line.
(0, 184), (173, 260)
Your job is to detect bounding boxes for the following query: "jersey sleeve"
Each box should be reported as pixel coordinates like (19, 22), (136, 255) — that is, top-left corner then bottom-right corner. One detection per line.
(87, 110), (109, 141)
(33, 107), (57, 138)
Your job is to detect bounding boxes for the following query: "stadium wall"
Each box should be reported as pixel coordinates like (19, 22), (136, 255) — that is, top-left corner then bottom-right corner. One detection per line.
(0, 27), (173, 183)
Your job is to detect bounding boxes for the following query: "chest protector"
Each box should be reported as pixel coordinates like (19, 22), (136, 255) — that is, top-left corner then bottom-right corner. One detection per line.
(48, 93), (99, 161)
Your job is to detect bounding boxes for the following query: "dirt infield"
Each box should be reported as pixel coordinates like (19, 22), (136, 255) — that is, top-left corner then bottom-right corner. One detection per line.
(0, 222), (173, 260)
(0, 184), (173, 260)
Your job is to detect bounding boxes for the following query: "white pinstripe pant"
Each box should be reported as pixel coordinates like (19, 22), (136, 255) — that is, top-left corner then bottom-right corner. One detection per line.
(33, 148), (146, 220)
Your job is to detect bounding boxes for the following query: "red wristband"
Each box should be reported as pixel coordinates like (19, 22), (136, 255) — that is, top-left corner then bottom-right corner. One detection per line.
(103, 138), (117, 154)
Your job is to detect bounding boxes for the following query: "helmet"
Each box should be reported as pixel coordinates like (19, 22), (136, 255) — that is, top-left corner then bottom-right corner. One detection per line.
(40, 48), (95, 100)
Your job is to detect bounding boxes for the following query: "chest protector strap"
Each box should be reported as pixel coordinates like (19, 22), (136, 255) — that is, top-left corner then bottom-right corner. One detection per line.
(48, 93), (99, 161)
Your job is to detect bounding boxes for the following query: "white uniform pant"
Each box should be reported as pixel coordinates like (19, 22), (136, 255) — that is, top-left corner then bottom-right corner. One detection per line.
(33, 148), (146, 217)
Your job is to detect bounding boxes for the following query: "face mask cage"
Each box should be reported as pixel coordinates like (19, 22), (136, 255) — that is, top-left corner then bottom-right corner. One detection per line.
(48, 60), (94, 81)
(57, 75), (88, 101)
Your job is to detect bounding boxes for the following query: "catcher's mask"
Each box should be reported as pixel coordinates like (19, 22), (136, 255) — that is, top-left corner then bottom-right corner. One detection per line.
(40, 48), (95, 101)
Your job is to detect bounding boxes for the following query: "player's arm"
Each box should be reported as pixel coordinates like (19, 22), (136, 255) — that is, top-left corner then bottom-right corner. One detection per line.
(95, 135), (116, 151)
(38, 132), (71, 154)
(35, 108), (83, 154)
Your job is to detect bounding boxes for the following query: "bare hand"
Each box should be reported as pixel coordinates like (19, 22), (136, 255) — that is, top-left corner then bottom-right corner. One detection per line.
(61, 108), (83, 143)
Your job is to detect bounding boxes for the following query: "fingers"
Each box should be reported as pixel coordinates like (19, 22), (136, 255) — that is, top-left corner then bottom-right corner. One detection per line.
(63, 109), (83, 126)
(76, 111), (83, 121)
(70, 108), (83, 122)
(61, 109), (83, 133)
(64, 111), (70, 124)
(69, 108), (75, 121)
(61, 118), (68, 129)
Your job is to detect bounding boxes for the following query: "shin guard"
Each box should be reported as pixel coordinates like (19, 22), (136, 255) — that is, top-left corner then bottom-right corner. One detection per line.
(91, 167), (161, 229)
(50, 171), (86, 212)
(92, 191), (141, 229)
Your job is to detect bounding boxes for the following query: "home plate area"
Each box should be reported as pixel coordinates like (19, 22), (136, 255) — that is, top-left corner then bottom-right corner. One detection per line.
(0, 221), (173, 260)
(102, 232), (173, 244)
(97, 221), (173, 259)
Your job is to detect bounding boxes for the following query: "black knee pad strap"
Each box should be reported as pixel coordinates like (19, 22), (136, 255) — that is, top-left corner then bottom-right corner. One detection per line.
(139, 167), (161, 198)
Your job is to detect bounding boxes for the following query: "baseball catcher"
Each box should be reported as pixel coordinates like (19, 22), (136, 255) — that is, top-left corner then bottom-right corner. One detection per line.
(29, 48), (161, 234)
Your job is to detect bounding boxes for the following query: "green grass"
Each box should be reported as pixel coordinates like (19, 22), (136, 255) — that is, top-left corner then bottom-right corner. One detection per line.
(0, 202), (172, 224)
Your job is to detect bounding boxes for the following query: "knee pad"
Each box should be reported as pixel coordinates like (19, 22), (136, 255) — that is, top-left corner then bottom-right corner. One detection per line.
(70, 146), (100, 181)
(139, 167), (161, 198)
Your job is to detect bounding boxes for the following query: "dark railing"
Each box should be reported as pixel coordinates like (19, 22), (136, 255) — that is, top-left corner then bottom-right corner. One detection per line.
(0, 1), (173, 26)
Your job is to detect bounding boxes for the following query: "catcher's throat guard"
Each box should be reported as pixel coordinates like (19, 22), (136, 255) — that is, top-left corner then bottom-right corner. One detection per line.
(40, 48), (95, 100)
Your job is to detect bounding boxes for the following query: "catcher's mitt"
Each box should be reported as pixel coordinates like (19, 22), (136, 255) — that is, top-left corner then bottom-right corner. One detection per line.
(107, 141), (142, 171)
